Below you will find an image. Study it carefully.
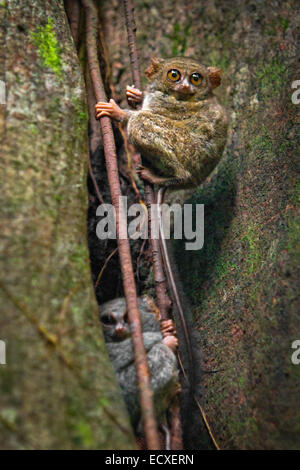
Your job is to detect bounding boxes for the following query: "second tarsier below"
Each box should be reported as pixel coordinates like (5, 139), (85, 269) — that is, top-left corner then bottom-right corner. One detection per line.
(95, 56), (228, 188)
(99, 296), (179, 435)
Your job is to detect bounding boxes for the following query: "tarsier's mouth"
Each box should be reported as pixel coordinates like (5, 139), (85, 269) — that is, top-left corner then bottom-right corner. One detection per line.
(114, 327), (129, 339)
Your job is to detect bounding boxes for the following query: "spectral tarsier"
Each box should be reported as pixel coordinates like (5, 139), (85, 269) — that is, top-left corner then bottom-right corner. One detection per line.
(99, 296), (179, 437)
(95, 57), (228, 385)
(95, 56), (228, 188)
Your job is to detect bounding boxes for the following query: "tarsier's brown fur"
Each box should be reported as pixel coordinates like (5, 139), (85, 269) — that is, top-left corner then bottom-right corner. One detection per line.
(95, 56), (228, 188)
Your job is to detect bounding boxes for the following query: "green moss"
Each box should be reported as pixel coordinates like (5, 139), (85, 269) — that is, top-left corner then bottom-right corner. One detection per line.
(70, 244), (88, 275)
(250, 125), (273, 154)
(239, 376), (245, 386)
(263, 16), (290, 36)
(214, 253), (237, 281)
(30, 18), (63, 78)
(256, 59), (286, 96)
(74, 420), (95, 448)
(208, 50), (230, 71)
(285, 183), (300, 263)
(0, 408), (17, 427)
(66, 396), (96, 448)
(278, 17), (290, 32)
(47, 97), (61, 117)
(29, 124), (38, 136)
(72, 96), (89, 133)
(290, 182), (300, 206)
(167, 22), (191, 56)
(241, 223), (263, 274)
(246, 417), (259, 434)
(286, 217), (300, 262)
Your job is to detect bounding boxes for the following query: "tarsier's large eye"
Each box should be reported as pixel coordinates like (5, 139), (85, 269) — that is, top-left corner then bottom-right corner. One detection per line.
(167, 69), (181, 82)
(101, 314), (115, 325)
(190, 72), (203, 86)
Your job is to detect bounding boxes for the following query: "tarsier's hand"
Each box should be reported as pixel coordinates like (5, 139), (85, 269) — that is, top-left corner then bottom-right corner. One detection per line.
(161, 319), (177, 336)
(161, 319), (178, 352)
(163, 335), (178, 352)
(126, 85), (143, 106)
(95, 99), (127, 122)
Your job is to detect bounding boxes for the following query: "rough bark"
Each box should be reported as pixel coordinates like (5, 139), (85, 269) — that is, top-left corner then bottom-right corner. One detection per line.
(100, 0), (300, 450)
(0, 0), (136, 450)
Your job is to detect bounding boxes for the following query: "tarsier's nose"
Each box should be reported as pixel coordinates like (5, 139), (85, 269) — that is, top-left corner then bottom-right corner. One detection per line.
(115, 323), (128, 338)
(176, 79), (194, 95)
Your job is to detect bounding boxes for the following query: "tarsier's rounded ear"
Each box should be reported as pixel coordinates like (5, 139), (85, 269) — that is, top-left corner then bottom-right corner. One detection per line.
(145, 57), (165, 80)
(207, 66), (222, 89)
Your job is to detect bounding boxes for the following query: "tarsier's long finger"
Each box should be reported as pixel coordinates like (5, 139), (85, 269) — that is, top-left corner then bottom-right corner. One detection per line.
(127, 93), (140, 99)
(95, 102), (112, 107)
(126, 86), (143, 104)
(127, 96), (142, 103)
(95, 101), (109, 107)
(95, 108), (113, 116)
(95, 103), (113, 110)
(161, 320), (175, 328)
(126, 84), (142, 92)
(163, 326), (177, 334)
(162, 323), (177, 330)
(126, 89), (142, 97)
(95, 111), (112, 119)
(162, 322), (176, 330)
(127, 96), (141, 104)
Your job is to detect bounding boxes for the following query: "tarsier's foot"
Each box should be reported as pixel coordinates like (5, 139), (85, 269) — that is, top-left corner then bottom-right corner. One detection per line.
(126, 84), (143, 106)
(161, 319), (178, 352)
(136, 165), (181, 187)
(95, 98), (127, 122)
(136, 165), (165, 185)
